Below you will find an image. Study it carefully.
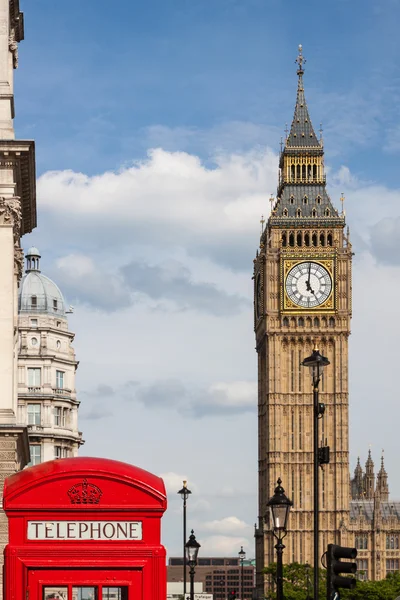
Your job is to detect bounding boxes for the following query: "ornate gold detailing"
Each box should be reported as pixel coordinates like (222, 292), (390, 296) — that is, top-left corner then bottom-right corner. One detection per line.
(281, 256), (335, 313)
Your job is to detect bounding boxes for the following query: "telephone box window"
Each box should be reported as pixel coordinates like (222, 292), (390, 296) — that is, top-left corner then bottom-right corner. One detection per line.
(43, 587), (67, 600)
(73, 588), (98, 600)
(103, 588), (128, 600)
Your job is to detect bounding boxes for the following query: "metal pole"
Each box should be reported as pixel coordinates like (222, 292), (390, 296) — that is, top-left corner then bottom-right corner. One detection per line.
(313, 380), (319, 600)
(183, 494), (187, 596)
(189, 563), (195, 600)
(241, 556), (244, 599)
(276, 539), (285, 600)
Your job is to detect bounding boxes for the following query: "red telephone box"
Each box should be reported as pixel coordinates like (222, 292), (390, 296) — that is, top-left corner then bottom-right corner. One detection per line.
(3, 457), (167, 600)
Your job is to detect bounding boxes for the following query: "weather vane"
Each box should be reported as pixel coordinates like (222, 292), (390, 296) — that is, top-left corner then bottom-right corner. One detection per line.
(295, 44), (306, 73)
(340, 193), (345, 215)
(260, 214), (265, 234)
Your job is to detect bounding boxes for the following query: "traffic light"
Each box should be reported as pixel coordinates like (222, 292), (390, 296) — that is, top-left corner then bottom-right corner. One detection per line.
(229, 591), (237, 600)
(326, 543), (357, 599)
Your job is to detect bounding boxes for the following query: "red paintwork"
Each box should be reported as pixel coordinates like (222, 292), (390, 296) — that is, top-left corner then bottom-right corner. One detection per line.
(3, 457), (167, 600)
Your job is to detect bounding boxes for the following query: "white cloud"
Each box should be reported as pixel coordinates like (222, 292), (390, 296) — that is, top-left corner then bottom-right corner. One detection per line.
(203, 516), (251, 535)
(199, 535), (251, 557)
(159, 472), (192, 494)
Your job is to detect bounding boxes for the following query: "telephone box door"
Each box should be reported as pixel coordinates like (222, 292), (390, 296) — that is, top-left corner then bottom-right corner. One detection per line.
(28, 569), (142, 600)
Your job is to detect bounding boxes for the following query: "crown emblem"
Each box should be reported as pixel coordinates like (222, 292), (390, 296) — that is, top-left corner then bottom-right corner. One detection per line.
(67, 479), (102, 504)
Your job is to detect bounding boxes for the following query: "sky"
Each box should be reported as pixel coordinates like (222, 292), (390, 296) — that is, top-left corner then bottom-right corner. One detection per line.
(14, 0), (400, 559)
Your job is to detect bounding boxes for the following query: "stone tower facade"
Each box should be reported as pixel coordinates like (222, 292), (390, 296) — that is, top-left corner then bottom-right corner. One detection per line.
(254, 46), (353, 596)
(17, 248), (83, 464)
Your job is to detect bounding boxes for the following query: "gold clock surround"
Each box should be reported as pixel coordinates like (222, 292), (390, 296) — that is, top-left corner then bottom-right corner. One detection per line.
(281, 255), (336, 313)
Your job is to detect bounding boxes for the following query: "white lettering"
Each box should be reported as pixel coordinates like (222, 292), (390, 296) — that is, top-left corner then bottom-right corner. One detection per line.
(27, 521), (143, 541)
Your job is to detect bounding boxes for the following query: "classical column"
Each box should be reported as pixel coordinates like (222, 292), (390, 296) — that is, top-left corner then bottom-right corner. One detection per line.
(0, 3), (36, 598)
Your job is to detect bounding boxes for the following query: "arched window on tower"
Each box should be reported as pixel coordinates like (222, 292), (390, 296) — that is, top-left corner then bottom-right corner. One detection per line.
(289, 233), (295, 247)
(291, 164), (295, 181)
(307, 165), (312, 180)
(306, 317), (312, 328)
(329, 317), (335, 328)
(283, 317), (289, 327)
(312, 208), (317, 217)
(320, 232), (325, 246)
(298, 317), (304, 327)
(297, 232), (302, 246)
(296, 209), (302, 219)
(316, 195), (321, 205)
(290, 195), (294, 204)
(297, 164), (301, 179)
(282, 233), (287, 247)
(283, 208), (288, 217)
(312, 232), (318, 246)
(313, 317), (320, 328)
(313, 164), (317, 179)
(325, 208), (331, 217)
(327, 233), (333, 246)
(304, 233), (310, 246)
(303, 195), (308, 205)
(302, 164), (306, 180)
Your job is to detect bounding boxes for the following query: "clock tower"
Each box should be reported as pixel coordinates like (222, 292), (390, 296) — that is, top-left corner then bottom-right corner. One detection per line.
(254, 46), (353, 596)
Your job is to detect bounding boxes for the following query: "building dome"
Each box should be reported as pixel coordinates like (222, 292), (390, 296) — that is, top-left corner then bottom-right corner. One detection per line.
(18, 248), (67, 316)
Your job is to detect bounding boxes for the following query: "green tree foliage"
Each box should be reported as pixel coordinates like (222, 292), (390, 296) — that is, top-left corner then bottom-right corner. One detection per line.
(263, 563), (400, 600)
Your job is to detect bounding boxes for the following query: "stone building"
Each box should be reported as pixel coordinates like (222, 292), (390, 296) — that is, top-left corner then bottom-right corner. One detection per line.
(253, 45), (400, 595)
(0, 0), (36, 596)
(168, 556), (254, 599)
(17, 247), (83, 464)
(349, 451), (400, 581)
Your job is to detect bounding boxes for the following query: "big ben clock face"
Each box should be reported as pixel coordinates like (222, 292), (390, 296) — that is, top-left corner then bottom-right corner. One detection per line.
(285, 261), (332, 308)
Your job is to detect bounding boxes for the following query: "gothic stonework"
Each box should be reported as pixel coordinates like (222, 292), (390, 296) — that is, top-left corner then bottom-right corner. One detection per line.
(255, 47), (352, 597)
(255, 47), (400, 596)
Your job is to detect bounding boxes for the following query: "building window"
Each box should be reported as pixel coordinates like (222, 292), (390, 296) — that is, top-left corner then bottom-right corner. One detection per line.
(29, 444), (41, 466)
(28, 368), (41, 387)
(54, 406), (63, 427)
(56, 321), (61, 328)
(53, 299), (58, 311)
(56, 370), (64, 389)
(386, 559), (399, 573)
(31, 295), (37, 308)
(386, 535), (399, 549)
(355, 535), (368, 550)
(356, 559), (368, 580)
(27, 404), (41, 426)
(55, 446), (62, 459)
(31, 318), (38, 327)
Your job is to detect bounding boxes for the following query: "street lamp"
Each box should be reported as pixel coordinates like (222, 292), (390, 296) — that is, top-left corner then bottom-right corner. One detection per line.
(238, 546), (246, 599)
(185, 529), (200, 600)
(302, 346), (330, 600)
(178, 480), (192, 596)
(267, 478), (293, 600)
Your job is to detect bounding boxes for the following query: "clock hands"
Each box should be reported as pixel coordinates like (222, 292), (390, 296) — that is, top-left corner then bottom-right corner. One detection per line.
(305, 262), (315, 295)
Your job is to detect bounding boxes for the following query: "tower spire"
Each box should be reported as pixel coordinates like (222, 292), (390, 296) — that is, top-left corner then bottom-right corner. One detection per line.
(286, 44), (319, 149)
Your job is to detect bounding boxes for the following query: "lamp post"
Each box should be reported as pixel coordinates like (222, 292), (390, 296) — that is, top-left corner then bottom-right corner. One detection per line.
(185, 529), (200, 600)
(238, 546), (246, 599)
(267, 478), (293, 600)
(302, 346), (330, 600)
(178, 480), (192, 596)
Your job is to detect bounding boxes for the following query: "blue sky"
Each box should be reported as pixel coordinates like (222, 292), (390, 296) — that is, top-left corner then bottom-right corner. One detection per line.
(16, 0), (400, 179)
(15, 0), (400, 559)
